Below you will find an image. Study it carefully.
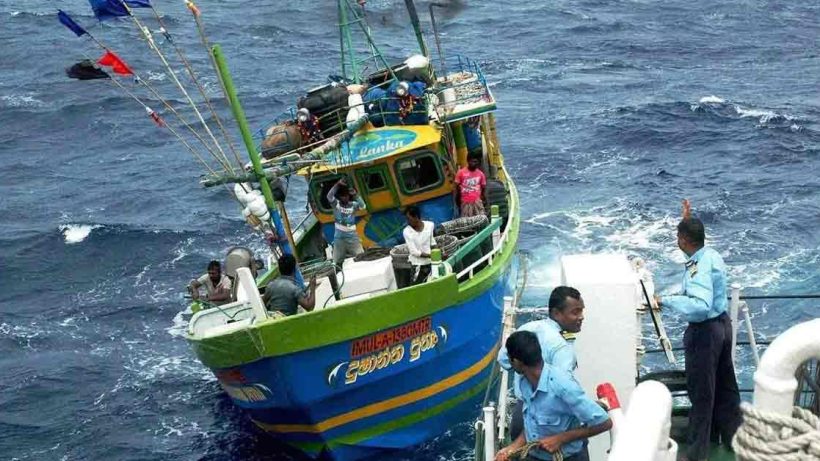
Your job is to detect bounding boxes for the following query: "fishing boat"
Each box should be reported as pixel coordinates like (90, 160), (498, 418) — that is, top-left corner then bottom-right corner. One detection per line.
(69, 1), (522, 460)
(182, 2), (521, 459)
(57, 0), (519, 458)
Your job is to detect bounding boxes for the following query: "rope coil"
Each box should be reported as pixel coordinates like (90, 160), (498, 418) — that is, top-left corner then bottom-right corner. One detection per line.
(733, 402), (820, 461)
(508, 442), (563, 461)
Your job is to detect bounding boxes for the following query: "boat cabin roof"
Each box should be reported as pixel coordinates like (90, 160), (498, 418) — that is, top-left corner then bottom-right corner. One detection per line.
(301, 124), (441, 175)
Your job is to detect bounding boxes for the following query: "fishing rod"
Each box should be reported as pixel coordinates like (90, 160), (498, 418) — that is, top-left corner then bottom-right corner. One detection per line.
(116, 0), (233, 171)
(58, 10), (230, 169)
(147, 3), (244, 170)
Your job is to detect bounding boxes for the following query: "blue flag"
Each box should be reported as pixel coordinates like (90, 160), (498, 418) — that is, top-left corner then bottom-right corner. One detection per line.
(88, 0), (152, 21)
(57, 10), (88, 37)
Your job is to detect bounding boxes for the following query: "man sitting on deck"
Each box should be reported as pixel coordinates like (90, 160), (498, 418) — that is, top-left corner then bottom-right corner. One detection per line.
(495, 331), (611, 461)
(263, 254), (316, 317)
(189, 260), (232, 306)
(327, 178), (366, 268)
(402, 205), (436, 286)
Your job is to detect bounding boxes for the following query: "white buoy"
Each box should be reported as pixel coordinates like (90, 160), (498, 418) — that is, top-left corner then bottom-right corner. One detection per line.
(405, 54), (429, 69)
(346, 93), (365, 127)
(753, 318), (820, 416)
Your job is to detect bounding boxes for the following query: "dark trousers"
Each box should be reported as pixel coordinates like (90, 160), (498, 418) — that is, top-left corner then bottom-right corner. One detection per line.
(684, 312), (743, 460)
(411, 264), (431, 285)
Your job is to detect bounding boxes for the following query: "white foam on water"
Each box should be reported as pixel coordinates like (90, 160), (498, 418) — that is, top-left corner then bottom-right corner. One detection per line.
(523, 209), (563, 226)
(699, 95), (725, 104)
(127, 351), (214, 385)
(733, 105), (793, 124)
(1, 93), (45, 108)
(166, 309), (190, 338)
(603, 215), (675, 252)
(168, 237), (195, 266)
(146, 71), (167, 82)
(573, 213), (618, 238)
(525, 208), (618, 239)
(9, 10), (52, 17)
(59, 224), (100, 244)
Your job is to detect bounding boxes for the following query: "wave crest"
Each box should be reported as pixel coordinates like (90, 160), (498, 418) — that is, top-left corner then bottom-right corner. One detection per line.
(59, 224), (101, 244)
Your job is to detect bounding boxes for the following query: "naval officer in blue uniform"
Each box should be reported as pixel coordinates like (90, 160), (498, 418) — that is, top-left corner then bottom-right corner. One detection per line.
(655, 201), (742, 461)
(495, 331), (611, 461)
(497, 286), (584, 439)
(497, 286), (584, 387)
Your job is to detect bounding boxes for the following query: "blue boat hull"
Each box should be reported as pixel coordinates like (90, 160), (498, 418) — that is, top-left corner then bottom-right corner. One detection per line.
(211, 266), (516, 460)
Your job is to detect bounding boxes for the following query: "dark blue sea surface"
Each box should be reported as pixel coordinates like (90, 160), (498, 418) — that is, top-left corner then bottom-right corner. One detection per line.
(1, 0), (818, 460)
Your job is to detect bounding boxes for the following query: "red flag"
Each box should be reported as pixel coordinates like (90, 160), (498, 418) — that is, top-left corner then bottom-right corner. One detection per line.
(97, 50), (133, 76)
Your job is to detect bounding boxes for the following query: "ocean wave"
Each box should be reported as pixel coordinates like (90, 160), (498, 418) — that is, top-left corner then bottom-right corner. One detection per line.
(0, 321), (54, 351)
(59, 224), (101, 244)
(7, 10), (53, 18)
(0, 93), (46, 109)
(690, 95), (800, 126)
(568, 20), (630, 34)
(699, 95), (726, 104)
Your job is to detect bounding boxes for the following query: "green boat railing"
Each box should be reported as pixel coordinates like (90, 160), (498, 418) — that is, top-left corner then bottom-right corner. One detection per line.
(438, 205), (506, 280)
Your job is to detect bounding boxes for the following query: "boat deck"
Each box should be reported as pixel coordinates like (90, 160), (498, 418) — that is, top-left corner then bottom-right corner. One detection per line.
(674, 442), (735, 461)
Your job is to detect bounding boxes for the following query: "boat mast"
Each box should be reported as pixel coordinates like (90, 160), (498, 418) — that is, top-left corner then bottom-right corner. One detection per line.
(338, 0), (360, 83)
(211, 45), (300, 263)
(337, 0), (399, 83)
(403, 0), (430, 59)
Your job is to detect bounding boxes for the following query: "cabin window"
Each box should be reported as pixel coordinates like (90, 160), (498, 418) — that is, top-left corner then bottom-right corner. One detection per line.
(362, 170), (387, 192)
(311, 174), (348, 213)
(395, 152), (443, 194)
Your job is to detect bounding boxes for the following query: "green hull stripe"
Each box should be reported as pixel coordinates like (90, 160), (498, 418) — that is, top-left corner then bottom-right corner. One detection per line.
(188, 172), (520, 369)
(290, 375), (491, 453)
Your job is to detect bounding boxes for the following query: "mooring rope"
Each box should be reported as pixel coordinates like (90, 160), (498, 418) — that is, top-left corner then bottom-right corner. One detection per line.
(509, 441), (563, 461)
(732, 402), (820, 461)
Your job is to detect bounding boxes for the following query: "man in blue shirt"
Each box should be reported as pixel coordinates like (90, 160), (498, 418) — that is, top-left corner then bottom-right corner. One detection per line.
(497, 286), (583, 375)
(655, 204), (742, 461)
(497, 286), (584, 438)
(495, 331), (611, 461)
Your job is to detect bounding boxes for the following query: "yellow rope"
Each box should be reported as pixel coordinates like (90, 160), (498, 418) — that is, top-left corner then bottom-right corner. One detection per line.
(509, 441), (564, 461)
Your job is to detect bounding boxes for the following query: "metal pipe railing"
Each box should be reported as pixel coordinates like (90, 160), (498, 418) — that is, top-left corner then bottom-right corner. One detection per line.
(482, 404), (496, 461)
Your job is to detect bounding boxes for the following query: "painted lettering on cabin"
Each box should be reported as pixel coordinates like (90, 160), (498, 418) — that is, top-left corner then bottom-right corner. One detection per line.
(353, 138), (408, 160)
(334, 129), (419, 165)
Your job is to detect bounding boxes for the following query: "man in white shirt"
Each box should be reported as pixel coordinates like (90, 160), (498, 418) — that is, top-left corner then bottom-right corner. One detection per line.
(402, 205), (436, 286)
(189, 260), (232, 305)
